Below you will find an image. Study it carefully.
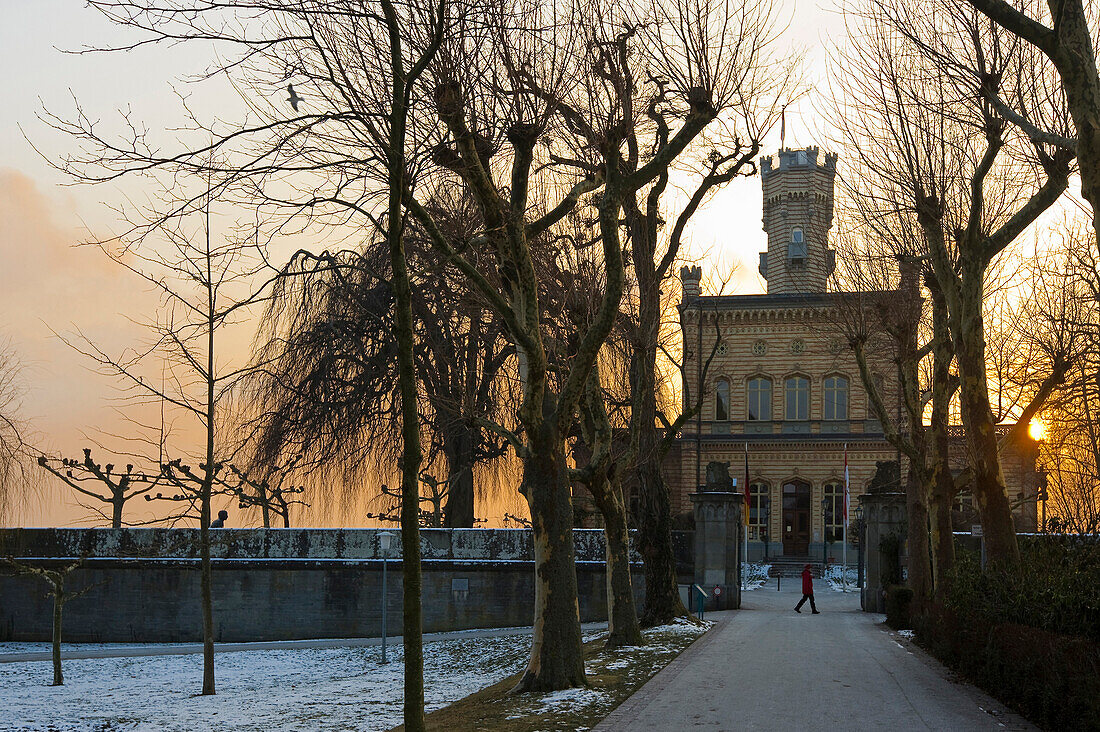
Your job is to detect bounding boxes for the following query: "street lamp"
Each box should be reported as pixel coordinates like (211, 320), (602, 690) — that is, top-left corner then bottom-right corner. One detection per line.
(378, 531), (395, 664)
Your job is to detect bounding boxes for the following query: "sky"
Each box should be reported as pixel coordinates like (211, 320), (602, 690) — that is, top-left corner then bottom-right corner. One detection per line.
(1, 1), (848, 526)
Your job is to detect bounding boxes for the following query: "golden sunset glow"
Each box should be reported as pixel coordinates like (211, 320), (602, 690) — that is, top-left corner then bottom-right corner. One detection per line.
(1029, 419), (1047, 442)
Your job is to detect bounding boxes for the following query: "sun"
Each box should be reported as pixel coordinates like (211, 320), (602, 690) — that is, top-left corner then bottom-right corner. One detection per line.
(1029, 419), (1047, 441)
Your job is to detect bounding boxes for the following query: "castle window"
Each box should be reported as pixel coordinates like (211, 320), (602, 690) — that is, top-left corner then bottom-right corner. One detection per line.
(823, 481), (845, 541)
(788, 228), (807, 263)
(748, 482), (770, 540)
(824, 375), (849, 421)
(747, 377), (771, 420)
(715, 378), (730, 421)
(785, 376), (809, 421)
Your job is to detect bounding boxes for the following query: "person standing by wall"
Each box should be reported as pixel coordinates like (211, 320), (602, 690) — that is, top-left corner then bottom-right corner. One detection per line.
(795, 563), (820, 614)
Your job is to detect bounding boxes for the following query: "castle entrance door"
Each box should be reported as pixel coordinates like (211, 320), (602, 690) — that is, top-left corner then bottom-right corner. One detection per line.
(782, 480), (811, 556)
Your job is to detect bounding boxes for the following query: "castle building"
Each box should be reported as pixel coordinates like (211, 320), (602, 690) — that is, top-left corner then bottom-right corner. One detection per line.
(666, 146), (1038, 563)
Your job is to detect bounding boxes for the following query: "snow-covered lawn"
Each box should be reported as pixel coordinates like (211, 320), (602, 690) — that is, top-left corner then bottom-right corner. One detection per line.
(0, 633), (535, 731)
(494, 619), (709, 731)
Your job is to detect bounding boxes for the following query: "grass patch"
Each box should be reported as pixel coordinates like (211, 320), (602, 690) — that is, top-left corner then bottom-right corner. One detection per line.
(393, 620), (709, 732)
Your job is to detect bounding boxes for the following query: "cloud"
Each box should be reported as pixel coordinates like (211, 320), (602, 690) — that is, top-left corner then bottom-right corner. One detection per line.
(0, 169), (153, 456)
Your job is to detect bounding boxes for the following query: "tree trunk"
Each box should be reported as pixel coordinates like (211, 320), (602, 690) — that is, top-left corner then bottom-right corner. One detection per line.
(927, 450), (956, 602)
(636, 455), (689, 627)
(382, 2), (425, 723)
(588, 473), (643, 648)
(111, 495), (123, 529)
(257, 481), (271, 529)
(51, 590), (63, 686)
(442, 429), (476, 528)
(953, 288), (1020, 566)
(630, 215), (689, 628)
(513, 413), (586, 692)
(928, 285), (956, 601)
(199, 491), (215, 695)
(904, 466), (932, 616)
(1048, 0), (1100, 254)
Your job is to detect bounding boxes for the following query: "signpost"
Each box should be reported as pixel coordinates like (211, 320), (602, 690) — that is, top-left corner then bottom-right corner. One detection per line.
(693, 584), (709, 620)
(971, 524), (985, 569)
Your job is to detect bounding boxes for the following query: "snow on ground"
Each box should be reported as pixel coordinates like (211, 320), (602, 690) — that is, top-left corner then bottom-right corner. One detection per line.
(0, 632), (534, 731)
(500, 619), (708, 731)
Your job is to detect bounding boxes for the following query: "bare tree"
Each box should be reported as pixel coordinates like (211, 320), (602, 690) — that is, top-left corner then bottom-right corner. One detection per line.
(1027, 221), (1100, 532)
(836, 0), (1075, 566)
(245, 200), (511, 530)
(3, 556), (95, 686)
(963, 0), (1100, 252)
(224, 462), (308, 528)
(54, 0), (788, 694)
(53, 183), (273, 694)
(36, 450), (162, 528)
(0, 341), (29, 522)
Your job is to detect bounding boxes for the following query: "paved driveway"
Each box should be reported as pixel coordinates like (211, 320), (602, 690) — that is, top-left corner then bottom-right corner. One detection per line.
(596, 581), (1034, 731)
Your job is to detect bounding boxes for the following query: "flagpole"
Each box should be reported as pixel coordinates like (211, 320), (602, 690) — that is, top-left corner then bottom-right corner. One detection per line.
(743, 443), (750, 592)
(843, 443), (849, 592)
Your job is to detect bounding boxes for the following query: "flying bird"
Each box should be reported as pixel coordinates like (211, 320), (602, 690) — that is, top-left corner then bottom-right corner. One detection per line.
(287, 84), (302, 112)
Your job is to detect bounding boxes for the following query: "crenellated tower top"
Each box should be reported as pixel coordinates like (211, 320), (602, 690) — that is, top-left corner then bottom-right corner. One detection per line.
(757, 147), (838, 294)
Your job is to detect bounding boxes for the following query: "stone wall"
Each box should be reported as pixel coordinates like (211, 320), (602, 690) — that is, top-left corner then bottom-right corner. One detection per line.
(0, 528), (647, 643)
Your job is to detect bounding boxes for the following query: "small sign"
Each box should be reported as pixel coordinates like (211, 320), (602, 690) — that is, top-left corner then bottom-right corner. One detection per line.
(714, 586), (722, 597)
(971, 525), (983, 537)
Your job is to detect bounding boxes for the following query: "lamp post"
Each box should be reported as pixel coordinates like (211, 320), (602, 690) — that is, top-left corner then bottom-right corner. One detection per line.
(378, 531), (395, 664)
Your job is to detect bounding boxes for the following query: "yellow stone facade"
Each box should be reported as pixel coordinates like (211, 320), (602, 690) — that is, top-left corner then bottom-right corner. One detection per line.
(661, 147), (1038, 561)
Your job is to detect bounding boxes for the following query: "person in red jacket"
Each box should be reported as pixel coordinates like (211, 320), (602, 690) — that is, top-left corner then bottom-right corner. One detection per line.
(795, 563), (820, 614)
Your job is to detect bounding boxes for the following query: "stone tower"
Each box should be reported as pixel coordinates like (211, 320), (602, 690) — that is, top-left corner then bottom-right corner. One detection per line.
(757, 147), (837, 294)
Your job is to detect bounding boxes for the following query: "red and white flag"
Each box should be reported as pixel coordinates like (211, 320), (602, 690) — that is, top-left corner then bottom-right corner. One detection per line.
(743, 443), (751, 525)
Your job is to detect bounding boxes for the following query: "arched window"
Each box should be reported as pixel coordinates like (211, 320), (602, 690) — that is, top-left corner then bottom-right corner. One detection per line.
(746, 377), (772, 421)
(748, 481), (770, 541)
(823, 481), (845, 542)
(785, 376), (809, 421)
(824, 375), (849, 421)
(715, 378), (730, 421)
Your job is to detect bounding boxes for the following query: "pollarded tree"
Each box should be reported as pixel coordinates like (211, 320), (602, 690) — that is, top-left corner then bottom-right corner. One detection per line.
(964, 0), (1100, 253)
(506, 0), (796, 629)
(839, 0), (1075, 565)
(223, 462), (309, 529)
(36, 450), (162, 528)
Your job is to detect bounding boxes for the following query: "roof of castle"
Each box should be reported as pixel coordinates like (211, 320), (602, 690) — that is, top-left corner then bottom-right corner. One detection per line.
(680, 290), (892, 311)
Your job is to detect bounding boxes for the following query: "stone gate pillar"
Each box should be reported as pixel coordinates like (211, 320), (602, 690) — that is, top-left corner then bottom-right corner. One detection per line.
(859, 492), (907, 613)
(690, 488), (742, 611)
